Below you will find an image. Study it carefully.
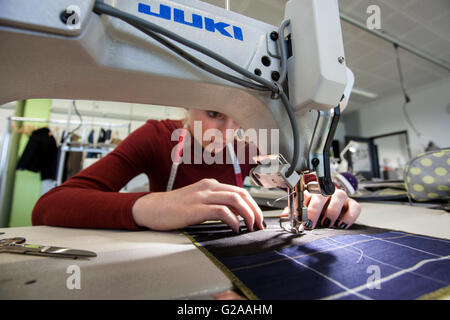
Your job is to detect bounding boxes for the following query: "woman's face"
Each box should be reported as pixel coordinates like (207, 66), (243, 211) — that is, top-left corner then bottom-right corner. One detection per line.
(186, 109), (240, 152)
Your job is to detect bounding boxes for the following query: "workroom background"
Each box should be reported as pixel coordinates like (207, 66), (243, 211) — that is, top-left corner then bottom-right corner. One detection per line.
(0, 0), (449, 228)
(0, 99), (186, 228)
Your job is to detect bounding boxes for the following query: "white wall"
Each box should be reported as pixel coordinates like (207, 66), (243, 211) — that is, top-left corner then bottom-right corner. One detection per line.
(345, 78), (450, 158)
(49, 99), (187, 143)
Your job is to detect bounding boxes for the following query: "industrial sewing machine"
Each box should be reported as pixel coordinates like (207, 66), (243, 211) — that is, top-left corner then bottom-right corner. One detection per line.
(0, 0), (354, 233)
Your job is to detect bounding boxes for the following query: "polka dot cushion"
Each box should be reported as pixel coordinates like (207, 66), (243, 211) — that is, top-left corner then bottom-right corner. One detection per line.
(404, 149), (450, 202)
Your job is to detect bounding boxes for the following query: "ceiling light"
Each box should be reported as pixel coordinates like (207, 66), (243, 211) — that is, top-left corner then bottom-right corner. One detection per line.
(352, 87), (378, 99)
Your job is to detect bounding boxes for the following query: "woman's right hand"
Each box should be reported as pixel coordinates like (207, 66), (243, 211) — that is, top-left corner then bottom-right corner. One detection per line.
(132, 178), (265, 233)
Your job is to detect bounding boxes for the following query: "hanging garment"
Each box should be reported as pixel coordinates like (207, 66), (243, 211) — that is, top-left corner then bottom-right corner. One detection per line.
(88, 129), (95, 144)
(105, 128), (112, 143)
(17, 127), (58, 180)
(109, 129), (122, 145)
(55, 133), (83, 183)
(62, 133), (82, 182)
(86, 129), (96, 158)
(64, 151), (83, 180)
(97, 128), (106, 144)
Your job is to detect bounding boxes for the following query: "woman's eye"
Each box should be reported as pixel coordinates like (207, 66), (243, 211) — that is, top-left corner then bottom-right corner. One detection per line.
(206, 111), (222, 119)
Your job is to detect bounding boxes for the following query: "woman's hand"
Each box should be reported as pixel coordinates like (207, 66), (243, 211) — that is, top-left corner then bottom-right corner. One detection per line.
(132, 178), (264, 233)
(281, 189), (361, 229)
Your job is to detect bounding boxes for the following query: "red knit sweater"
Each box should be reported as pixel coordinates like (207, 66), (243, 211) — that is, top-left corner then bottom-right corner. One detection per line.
(32, 119), (256, 230)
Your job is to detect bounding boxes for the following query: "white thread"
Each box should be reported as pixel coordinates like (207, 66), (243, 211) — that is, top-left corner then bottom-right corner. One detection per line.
(274, 250), (373, 300)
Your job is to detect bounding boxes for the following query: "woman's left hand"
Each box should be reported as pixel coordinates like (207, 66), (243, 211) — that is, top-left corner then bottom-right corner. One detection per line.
(281, 189), (361, 229)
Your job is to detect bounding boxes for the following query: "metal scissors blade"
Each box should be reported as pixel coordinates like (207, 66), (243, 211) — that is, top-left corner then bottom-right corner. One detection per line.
(22, 244), (97, 258)
(0, 237), (97, 258)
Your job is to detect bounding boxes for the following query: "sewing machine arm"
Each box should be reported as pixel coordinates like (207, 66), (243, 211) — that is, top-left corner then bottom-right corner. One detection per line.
(0, 0), (354, 232)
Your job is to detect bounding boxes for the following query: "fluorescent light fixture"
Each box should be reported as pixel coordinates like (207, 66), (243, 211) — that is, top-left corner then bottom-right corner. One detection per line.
(352, 87), (378, 99)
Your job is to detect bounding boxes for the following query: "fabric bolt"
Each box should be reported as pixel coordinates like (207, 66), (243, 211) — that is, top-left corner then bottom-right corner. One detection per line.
(404, 149), (450, 202)
(184, 217), (450, 300)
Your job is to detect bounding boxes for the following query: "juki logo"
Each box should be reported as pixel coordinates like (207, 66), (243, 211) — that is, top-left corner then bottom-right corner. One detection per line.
(138, 2), (244, 41)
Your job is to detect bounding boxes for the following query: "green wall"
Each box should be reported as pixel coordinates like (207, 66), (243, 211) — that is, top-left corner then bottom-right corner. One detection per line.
(0, 100), (25, 227)
(9, 99), (52, 227)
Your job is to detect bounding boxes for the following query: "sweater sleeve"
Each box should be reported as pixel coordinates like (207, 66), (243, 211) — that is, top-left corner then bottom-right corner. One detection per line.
(32, 121), (161, 230)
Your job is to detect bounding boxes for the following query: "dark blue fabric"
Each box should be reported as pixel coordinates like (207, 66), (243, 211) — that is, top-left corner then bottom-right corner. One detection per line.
(188, 228), (450, 300)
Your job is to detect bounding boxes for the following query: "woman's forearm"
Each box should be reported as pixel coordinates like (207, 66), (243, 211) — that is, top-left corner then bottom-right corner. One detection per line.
(32, 186), (149, 230)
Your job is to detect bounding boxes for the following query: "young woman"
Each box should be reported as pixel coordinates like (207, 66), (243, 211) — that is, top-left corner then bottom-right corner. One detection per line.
(32, 109), (361, 233)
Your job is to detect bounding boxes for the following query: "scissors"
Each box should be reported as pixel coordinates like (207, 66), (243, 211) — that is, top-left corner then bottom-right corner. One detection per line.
(0, 237), (97, 259)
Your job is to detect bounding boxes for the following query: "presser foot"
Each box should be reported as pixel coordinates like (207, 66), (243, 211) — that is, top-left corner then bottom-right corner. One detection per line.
(279, 217), (304, 234)
(278, 177), (312, 234)
(279, 217), (316, 234)
(279, 217), (313, 234)
(280, 181), (314, 234)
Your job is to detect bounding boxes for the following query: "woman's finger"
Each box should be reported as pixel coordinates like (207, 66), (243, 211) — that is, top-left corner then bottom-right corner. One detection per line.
(303, 190), (313, 207)
(320, 189), (348, 227)
(336, 198), (361, 229)
(278, 191), (326, 227)
(204, 204), (241, 233)
(204, 180), (264, 230)
(204, 191), (256, 231)
(307, 194), (329, 229)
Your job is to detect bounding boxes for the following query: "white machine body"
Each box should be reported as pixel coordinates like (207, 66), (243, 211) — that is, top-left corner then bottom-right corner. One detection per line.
(0, 0), (352, 172)
(285, 0), (348, 112)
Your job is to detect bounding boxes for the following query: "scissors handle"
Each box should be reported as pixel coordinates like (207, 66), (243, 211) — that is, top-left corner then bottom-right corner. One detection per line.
(0, 237), (26, 246)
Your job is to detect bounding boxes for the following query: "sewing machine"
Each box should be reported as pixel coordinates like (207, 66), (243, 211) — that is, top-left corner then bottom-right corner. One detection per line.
(0, 0), (354, 233)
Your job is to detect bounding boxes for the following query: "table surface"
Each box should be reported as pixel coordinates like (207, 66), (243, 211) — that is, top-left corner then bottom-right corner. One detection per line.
(1, 202), (449, 299)
(0, 227), (232, 299)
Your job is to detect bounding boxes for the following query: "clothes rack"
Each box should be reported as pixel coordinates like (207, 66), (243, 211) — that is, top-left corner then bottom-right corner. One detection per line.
(0, 115), (131, 227)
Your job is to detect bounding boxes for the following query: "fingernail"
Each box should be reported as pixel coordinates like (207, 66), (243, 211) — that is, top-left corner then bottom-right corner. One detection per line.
(254, 221), (266, 231)
(339, 222), (348, 229)
(304, 220), (312, 229)
(322, 218), (331, 227)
